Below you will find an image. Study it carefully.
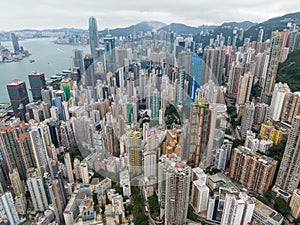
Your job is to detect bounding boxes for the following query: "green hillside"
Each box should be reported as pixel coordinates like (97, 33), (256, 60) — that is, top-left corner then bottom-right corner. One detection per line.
(276, 49), (300, 92)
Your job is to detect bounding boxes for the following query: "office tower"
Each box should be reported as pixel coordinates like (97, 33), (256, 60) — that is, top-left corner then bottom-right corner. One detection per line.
(290, 189), (300, 219)
(49, 179), (66, 224)
(88, 17), (99, 61)
(73, 49), (84, 77)
(9, 169), (25, 196)
(84, 54), (96, 88)
(28, 72), (46, 101)
(188, 97), (211, 168)
(7, 80), (29, 121)
(190, 168), (209, 213)
(29, 123), (51, 176)
(261, 31), (284, 104)
(158, 154), (191, 225)
(27, 168), (49, 212)
(228, 63), (243, 99)
(64, 152), (74, 183)
(177, 67), (186, 105)
(104, 34), (116, 73)
(189, 54), (202, 100)
(80, 162), (89, 184)
(229, 146), (277, 195)
(276, 116), (300, 193)
(126, 131), (143, 175)
(151, 89), (161, 119)
(258, 29), (264, 43)
(269, 82), (291, 121)
(0, 192), (20, 225)
(166, 30), (174, 53)
(240, 102), (255, 139)
(280, 92), (300, 124)
(236, 73), (253, 105)
(220, 193), (254, 225)
(11, 33), (20, 53)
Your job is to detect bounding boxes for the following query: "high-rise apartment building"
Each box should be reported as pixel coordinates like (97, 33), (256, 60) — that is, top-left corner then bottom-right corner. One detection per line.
(280, 92), (300, 124)
(28, 123), (51, 176)
(49, 179), (67, 224)
(240, 102), (255, 139)
(26, 168), (49, 212)
(229, 146), (277, 195)
(202, 47), (226, 85)
(158, 154), (191, 225)
(9, 169), (25, 196)
(261, 31), (284, 104)
(190, 168), (209, 213)
(126, 131), (143, 175)
(7, 80), (30, 121)
(270, 82), (291, 121)
(236, 73), (253, 106)
(64, 152), (74, 183)
(275, 116), (300, 193)
(188, 97), (211, 168)
(88, 17), (99, 61)
(0, 192), (20, 225)
(290, 189), (300, 219)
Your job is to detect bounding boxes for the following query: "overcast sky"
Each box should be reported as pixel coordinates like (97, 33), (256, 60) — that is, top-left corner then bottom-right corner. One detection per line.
(1, 0), (300, 31)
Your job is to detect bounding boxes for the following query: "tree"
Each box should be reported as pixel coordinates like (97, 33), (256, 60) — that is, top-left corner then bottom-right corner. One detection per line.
(233, 139), (245, 149)
(294, 217), (300, 225)
(187, 205), (198, 221)
(274, 197), (291, 216)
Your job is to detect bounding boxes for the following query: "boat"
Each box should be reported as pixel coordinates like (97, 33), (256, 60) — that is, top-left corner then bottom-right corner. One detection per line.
(29, 59), (35, 63)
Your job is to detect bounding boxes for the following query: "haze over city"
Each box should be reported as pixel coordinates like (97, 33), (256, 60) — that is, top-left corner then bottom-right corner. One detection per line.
(1, 0), (300, 30)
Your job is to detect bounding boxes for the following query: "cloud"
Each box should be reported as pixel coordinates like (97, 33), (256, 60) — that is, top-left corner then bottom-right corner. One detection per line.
(1, 0), (300, 30)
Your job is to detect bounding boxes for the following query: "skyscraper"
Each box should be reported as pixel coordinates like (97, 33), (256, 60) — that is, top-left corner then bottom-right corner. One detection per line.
(236, 73), (253, 106)
(270, 82), (290, 121)
(84, 54), (96, 89)
(188, 97), (211, 168)
(11, 33), (20, 53)
(229, 146), (277, 195)
(177, 67), (186, 105)
(0, 192), (20, 225)
(104, 34), (116, 73)
(261, 31), (284, 104)
(158, 154), (191, 225)
(28, 72), (46, 101)
(88, 17), (99, 61)
(7, 80), (30, 121)
(26, 168), (49, 212)
(64, 152), (74, 183)
(220, 193), (254, 225)
(9, 169), (25, 197)
(240, 102), (255, 139)
(126, 131), (143, 175)
(275, 116), (300, 193)
(73, 49), (84, 79)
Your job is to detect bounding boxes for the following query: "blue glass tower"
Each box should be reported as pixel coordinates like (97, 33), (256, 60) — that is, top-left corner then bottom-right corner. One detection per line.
(189, 54), (202, 101)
